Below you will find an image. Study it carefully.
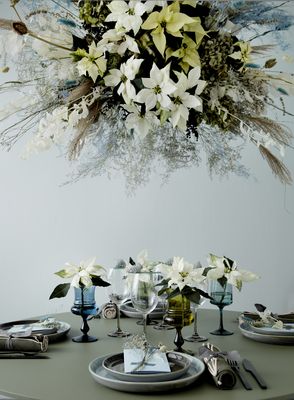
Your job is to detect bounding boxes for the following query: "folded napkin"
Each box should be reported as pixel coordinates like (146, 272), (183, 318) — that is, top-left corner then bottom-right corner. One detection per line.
(100, 302), (117, 319)
(0, 334), (48, 353)
(198, 343), (236, 390)
(242, 305), (294, 324)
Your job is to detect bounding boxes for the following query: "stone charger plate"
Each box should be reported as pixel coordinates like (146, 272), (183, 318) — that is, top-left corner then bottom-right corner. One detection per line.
(89, 354), (205, 393)
(0, 319), (71, 343)
(239, 321), (294, 344)
(102, 351), (191, 382)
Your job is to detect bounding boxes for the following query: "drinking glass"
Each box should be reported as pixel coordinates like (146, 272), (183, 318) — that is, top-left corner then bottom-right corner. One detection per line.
(107, 267), (130, 337)
(184, 295), (208, 342)
(130, 271), (159, 338)
(153, 292), (174, 330)
(71, 286), (97, 342)
(209, 280), (233, 336)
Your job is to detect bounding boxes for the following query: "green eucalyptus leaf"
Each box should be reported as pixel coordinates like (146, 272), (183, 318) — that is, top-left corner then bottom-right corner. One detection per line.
(49, 283), (70, 299)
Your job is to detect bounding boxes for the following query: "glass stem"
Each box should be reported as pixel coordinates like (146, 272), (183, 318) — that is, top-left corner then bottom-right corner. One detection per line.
(116, 304), (122, 332)
(193, 309), (199, 336)
(143, 314), (147, 337)
(219, 305), (224, 332)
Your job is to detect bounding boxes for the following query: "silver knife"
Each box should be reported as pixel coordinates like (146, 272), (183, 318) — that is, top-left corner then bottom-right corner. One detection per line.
(242, 358), (268, 389)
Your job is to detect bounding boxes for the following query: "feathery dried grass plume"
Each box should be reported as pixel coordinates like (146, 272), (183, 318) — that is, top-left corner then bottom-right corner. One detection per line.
(259, 145), (292, 185)
(246, 116), (293, 147)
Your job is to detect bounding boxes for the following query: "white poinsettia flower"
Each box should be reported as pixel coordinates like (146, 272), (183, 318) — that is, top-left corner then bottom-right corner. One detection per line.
(159, 256), (205, 291)
(62, 257), (105, 288)
(136, 63), (176, 110)
(76, 41), (106, 82)
(71, 269), (92, 288)
(101, 29), (139, 55)
(104, 56), (143, 104)
(144, 0), (168, 13)
(206, 253), (259, 289)
(169, 67), (205, 131)
(135, 249), (158, 272)
(206, 265), (225, 280)
(105, 0), (147, 35)
(237, 269), (259, 282)
(123, 103), (160, 137)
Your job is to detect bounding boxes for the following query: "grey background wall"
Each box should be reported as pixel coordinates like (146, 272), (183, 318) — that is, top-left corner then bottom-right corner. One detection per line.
(0, 1), (294, 322)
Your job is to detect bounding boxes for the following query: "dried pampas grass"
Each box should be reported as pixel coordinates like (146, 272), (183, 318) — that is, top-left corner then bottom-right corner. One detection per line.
(259, 145), (292, 184)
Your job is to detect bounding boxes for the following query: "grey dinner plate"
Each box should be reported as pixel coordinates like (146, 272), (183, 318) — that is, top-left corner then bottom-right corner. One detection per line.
(102, 351), (191, 382)
(239, 321), (294, 344)
(89, 354), (205, 392)
(0, 319), (71, 343)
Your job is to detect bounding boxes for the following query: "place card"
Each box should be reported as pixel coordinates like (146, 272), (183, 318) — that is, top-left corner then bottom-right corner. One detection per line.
(124, 348), (171, 373)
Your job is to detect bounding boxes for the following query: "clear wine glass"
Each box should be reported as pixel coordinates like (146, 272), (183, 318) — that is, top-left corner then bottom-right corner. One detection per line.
(107, 266), (130, 337)
(209, 280), (233, 336)
(130, 271), (159, 339)
(185, 281), (208, 342)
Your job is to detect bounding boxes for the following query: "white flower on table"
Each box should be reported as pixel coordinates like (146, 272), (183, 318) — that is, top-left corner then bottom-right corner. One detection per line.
(104, 56), (143, 105)
(136, 63), (176, 110)
(158, 256), (205, 291)
(206, 254), (259, 290)
(105, 0), (147, 35)
(56, 257), (106, 288)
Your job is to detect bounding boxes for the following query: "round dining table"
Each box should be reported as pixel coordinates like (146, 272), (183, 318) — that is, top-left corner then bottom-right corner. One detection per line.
(0, 309), (293, 400)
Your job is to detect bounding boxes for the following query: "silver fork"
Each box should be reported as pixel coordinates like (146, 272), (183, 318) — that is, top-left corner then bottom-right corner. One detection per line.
(227, 351), (253, 390)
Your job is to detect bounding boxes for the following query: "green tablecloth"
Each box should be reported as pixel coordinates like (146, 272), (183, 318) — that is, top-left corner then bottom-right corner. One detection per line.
(0, 310), (293, 400)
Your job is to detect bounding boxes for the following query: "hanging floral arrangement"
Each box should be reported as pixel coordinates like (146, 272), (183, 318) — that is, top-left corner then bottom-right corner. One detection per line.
(0, 0), (293, 189)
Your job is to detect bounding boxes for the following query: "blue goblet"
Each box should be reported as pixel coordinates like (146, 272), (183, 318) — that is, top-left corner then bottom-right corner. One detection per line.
(71, 286), (97, 342)
(209, 280), (233, 336)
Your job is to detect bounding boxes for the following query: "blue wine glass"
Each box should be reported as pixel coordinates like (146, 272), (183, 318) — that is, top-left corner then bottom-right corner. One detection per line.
(209, 280), (233, 336)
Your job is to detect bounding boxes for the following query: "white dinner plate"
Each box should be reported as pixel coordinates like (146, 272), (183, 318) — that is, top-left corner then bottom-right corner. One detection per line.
(89, 353), (205, 392)
(239, 321), (294, 344)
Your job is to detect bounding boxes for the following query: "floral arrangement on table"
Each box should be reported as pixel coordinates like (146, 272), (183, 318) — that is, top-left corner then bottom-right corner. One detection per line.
(205, 253), (259, 291)
(0, 1), (293, 190)
(126, 249), (159, 273)
(49, 257), (110, 299)
(157, 256), (210, 304)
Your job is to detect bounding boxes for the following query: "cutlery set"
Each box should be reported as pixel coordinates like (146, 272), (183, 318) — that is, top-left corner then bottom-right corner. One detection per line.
(226, 350), (267, 390)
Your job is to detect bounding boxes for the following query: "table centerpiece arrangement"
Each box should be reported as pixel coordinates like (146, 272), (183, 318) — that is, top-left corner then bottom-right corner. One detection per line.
(49, 257), (110, 342)
(204, 253), (259, 335)
(0, 1), (293, 190)
(156, 256), (211, 354)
